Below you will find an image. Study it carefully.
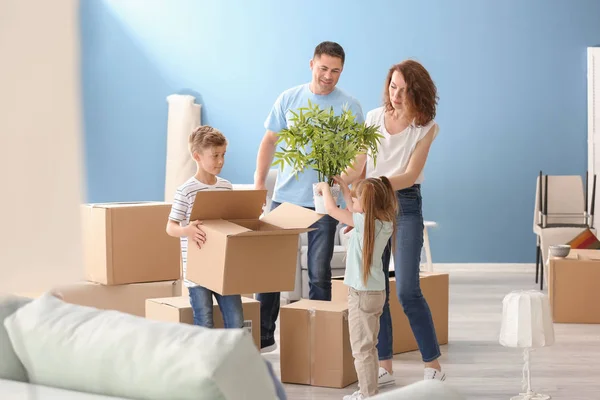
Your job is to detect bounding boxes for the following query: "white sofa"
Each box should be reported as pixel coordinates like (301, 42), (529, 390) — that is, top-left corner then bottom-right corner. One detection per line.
(282, 223), (349, 302)
(0, 293), (284, 400)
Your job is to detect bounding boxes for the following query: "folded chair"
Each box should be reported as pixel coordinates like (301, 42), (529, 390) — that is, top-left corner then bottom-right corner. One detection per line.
(533, 171), (596, 290)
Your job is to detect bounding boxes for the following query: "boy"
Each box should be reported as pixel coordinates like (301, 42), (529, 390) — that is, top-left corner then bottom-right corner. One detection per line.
(166, 125), (243, 329)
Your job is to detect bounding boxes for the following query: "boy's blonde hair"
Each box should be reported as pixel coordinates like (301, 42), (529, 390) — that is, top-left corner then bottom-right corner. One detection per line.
(189, 125), (228, 155)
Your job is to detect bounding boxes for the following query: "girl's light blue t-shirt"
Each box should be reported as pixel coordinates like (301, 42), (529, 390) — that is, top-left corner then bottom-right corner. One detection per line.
(344, 212), (394, 291)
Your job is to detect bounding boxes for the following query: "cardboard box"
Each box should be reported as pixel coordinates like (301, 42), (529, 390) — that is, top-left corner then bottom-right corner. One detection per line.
(549, 249), (600, 323)
(280, 300), (357, 388)
(81, 202), (181, 285)
(145, 296), (260, 348)
(186, 191), (321, 295)
(332, 271), (449, 354)
(20, 280), (181, 317)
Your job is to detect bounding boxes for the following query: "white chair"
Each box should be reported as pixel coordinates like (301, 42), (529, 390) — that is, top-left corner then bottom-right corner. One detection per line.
(421, 220), (437, 272)
(533, 171), (596, 289)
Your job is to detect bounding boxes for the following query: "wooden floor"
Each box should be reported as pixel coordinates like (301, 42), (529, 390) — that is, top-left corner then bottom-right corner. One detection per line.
(262, 264), (600, 400)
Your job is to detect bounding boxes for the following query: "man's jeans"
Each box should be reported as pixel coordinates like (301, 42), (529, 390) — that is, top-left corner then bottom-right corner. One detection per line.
(376, 185), (441, 363)
(256, 200), (338, 348)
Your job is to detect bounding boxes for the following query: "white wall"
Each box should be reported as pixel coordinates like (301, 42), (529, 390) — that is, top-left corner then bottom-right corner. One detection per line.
(0, 0), (84, 294)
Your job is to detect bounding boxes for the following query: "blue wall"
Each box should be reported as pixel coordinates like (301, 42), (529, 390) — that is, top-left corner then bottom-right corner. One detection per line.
(80, 0), (600, 263)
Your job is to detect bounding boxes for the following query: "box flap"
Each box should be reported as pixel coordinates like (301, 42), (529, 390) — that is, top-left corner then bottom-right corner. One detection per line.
(190, 190), (267, 221)
(148, 296), (189, 308)
(203, 220), (252, 236)
(261, 202), (323, 229)
(568, 249), (600, 261)
(284, 299), (348, 313)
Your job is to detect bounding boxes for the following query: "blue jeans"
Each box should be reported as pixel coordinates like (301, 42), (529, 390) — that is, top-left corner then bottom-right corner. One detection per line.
(188, 285), (244, 329)
(376, 185), (441, 363)
(256, 200), (338, 347)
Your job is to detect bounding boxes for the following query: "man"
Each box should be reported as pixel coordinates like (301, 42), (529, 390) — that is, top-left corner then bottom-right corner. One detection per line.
(254, 41), (364, 352)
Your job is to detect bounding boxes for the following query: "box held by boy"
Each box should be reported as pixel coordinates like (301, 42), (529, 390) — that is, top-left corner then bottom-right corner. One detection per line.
(186, 190), (322, 295)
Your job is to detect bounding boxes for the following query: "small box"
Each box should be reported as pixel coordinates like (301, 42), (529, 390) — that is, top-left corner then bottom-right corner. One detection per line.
(145, 296), (260, 348)
(332, 271), (449, 354)
(20, 280), (181, 317)
(280, 300), (357, 388)
(186, 191), (321, 295)
(549, 249), (600, 323)
(81, 202), (181, 285)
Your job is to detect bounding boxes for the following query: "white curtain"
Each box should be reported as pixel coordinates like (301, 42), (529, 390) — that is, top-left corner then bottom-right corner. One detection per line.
(164, 95), (201, 203)
(0, 0), (84, 294)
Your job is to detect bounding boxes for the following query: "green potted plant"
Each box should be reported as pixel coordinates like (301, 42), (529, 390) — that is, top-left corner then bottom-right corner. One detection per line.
(272, 100), (383, 214)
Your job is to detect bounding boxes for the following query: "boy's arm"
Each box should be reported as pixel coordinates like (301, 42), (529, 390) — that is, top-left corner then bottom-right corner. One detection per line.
(165, 191), (206, 249)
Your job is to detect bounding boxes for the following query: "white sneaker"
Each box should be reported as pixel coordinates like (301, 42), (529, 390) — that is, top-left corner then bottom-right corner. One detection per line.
(378, 367), (395, 387)
(260, 343), (277, 354)
(343, 391), (364, 400)
(424, 367), (446, 381)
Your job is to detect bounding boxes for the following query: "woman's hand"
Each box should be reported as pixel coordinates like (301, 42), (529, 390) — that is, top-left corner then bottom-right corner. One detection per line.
(333, 176), (350, 194)
(315, 182), (330, 196)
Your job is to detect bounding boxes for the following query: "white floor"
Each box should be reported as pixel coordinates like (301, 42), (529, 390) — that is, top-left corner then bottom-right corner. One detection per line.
(262, 264), (600, 400)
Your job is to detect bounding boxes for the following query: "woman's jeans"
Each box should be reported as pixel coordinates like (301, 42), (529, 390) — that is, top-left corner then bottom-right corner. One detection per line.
(376, 184), (441, 363)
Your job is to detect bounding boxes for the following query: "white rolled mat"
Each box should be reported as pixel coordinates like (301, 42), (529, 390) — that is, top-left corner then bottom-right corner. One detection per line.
(164, 95), (201, 202)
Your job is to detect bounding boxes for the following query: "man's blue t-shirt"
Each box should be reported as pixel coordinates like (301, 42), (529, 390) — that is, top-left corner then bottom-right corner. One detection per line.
(265, 83), (364, 207)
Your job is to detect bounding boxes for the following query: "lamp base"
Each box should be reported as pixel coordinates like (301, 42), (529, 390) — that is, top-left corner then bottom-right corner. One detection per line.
(510, 392), (550, 400)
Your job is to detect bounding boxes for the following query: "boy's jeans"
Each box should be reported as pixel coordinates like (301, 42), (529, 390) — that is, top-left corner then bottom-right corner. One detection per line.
(256, 200), (338, 348)
(348, 287), (385, 397)
(188, 285), (244, 328)
(376, 185), (441, 363)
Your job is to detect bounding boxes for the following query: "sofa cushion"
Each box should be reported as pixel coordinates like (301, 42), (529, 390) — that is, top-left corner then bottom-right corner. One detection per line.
(300, 245), (346, 270)
(4, 293), (277, 400)
(0, 295), (31, 382)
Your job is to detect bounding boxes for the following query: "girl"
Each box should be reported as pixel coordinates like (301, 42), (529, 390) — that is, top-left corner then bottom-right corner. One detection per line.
(316, 176), (397, 399)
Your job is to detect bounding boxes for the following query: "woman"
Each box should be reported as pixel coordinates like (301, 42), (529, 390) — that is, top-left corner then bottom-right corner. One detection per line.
(343, 59), (444, 384)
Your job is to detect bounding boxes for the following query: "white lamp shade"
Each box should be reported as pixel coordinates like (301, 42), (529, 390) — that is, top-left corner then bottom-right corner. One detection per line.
(499, 290), (555, 348)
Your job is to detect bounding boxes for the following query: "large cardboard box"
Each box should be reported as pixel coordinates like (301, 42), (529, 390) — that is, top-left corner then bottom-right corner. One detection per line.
(280, 300), (357, 388)
(20, 280), (181, 317)
(332, 271), (449, 355)
(549, 249), (600, 323)
(186, 190), (321, 295)
(81, 202), (181, 285)
(145, 296), (260, 348)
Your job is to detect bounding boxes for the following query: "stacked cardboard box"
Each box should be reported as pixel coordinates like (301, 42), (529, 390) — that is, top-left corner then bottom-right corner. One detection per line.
(22, 202), (182, 316)
(146, 296), (261, 348)
(549, 249), (600, 323)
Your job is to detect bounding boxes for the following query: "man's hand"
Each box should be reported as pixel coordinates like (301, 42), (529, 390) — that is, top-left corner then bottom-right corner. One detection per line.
(185, 220), (206, 249)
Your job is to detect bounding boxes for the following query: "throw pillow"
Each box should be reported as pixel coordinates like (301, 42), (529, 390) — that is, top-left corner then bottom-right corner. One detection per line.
(567, 228), (600, 249)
